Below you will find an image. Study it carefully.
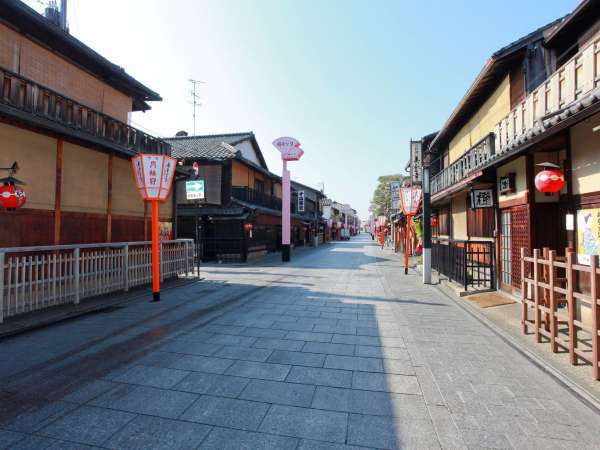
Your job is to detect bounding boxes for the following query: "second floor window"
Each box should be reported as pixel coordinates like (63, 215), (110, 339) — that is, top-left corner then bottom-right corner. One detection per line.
(254, 180), (265, 193)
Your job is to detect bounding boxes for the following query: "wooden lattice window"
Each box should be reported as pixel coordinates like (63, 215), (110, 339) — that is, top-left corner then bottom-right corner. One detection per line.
(510, 204), (530, 289)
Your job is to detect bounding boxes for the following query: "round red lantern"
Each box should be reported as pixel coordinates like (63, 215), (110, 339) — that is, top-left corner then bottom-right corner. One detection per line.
(244, 223), (253, 232)
(431, 216), (438, 227)
(534, 162), (565, 193)
(0, 183), (26, 210)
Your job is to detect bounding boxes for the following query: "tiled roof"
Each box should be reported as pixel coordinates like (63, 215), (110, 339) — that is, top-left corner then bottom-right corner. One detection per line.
(165, 132), (254, 159)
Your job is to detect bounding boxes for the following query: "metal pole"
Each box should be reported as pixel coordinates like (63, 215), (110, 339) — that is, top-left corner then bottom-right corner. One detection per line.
(405, 215), (411, 275)
(282, 160), (291, 261)
(423, 166), (432, 284)
(195, 209), (199, 277)
(151, 200), (160, 301)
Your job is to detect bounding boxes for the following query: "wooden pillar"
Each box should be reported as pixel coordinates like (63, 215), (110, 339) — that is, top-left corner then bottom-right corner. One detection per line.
(106, 153), (113, 242)
(53, 139), (63, 245)
(549, 250), (558, 353)
(566, 251), (577, 365)
(533, 248), (541, 343)
(521, 247), (528, 334)
(590, 255), (599, 380)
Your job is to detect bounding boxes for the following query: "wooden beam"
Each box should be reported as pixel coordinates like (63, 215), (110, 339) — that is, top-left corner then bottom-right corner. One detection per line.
(53, 139), (63, 245)
(107, 153), (113, 242)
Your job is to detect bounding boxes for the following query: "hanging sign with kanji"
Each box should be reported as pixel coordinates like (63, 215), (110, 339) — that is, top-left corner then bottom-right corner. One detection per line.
(132, 154), (177, 201)
(273, 137), (304, 161)
(399, 187), (422, 216)
(470, 189), (494, 209)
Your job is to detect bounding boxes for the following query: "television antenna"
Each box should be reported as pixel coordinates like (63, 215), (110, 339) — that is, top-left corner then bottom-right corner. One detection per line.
(188, 79), (206, 136)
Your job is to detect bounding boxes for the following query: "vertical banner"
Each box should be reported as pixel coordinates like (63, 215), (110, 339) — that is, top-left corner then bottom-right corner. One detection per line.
(390, 181), (401, 210)
(298, 190), (305, 212)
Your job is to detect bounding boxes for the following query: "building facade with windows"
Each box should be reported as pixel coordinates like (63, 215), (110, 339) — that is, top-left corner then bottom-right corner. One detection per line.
(415, 0), (600, 297)
(0, 0), (172, 248)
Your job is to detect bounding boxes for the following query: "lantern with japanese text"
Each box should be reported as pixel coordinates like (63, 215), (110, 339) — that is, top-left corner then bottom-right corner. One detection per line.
(131, 154), (177, 302)
(399, 187), (423, 275)
(0, 162), (26, 211)
(534, 162), (565, 193)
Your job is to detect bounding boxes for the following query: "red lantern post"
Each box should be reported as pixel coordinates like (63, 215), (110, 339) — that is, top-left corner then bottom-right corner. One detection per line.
(400, 187), (423, 275)
(132, 154), (177, 302)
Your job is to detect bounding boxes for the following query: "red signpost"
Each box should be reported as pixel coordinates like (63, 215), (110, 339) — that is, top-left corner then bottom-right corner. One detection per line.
(132, 154), (177, 302)
(400, 187), (422, 275)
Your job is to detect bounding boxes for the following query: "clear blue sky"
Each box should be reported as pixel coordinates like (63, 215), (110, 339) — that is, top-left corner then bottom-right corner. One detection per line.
(27, 0), (579, 219)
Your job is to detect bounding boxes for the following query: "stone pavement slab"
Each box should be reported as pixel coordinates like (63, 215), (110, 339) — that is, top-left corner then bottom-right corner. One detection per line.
(1, 236), (600, 449)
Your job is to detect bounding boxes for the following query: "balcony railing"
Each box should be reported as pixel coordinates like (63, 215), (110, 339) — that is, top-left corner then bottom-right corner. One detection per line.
(495, 36), (600, 153)
(0, 67), (171, 155)
(431, 133), (495, 196)
(232, 186), (282, 211)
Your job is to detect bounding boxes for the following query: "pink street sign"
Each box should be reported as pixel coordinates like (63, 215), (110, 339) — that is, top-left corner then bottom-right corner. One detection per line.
(273, 136), (304, 161)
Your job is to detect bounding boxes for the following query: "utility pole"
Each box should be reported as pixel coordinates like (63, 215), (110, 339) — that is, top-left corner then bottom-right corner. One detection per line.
(188, 79), (205, 135)
(422, 165), (432, 284)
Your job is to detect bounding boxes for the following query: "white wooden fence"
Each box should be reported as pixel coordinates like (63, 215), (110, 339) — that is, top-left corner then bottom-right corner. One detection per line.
(0, 239), (194, 323)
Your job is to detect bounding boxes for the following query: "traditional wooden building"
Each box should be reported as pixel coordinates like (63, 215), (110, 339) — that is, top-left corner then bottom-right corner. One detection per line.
(291, 180), (326, 246)
(168, 132), (325, 261)
(417, 0), (600, 299)
(0, 0), (172, 248)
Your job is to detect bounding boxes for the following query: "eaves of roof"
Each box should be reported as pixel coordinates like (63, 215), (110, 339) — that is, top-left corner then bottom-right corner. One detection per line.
(429, 16), (564, 153)
(544, 0), (596, 47)
(0, 0), (161, 104)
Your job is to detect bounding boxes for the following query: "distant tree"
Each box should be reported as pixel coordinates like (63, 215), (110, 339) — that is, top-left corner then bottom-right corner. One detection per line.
(370, 174), (409, 217)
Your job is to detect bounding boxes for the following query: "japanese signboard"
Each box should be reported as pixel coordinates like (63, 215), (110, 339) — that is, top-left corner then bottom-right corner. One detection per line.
(273, 137), (304, 161)
(577, 208), (600, 265)
(298, 190), (305, 212)
(498, 173), (515, 195)
(470, 189), (494, 209)
(131, 154), (177, 201)
(186, 180), (205, 200)
(410, 140), (422, 184)
(390, 181), (402, 209)
(400, 187), (422, 216)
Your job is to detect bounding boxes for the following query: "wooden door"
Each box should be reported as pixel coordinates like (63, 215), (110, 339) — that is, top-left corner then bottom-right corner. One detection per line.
(510, 205), (531, 290)
(499, 210), (512, 291)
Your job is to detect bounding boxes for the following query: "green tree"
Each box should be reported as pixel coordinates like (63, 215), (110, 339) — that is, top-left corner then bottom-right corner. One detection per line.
(370, 174), (408, 217)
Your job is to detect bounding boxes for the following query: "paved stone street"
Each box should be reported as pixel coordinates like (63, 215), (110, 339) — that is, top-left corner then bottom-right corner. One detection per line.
(1, 235), (599, 449)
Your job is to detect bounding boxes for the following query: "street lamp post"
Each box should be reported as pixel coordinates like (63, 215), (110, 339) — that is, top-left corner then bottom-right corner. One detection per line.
(422, 166), (432, 284)
(273, 137), (304, 262)
(131, 154), (177, 302)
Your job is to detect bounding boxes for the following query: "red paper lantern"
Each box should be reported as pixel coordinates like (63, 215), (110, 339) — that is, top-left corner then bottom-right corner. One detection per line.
(0, 183), (26, 210)
(535, 167), (565, 193)
(431, 216), (438, 227)
(244, 223), (253, 232)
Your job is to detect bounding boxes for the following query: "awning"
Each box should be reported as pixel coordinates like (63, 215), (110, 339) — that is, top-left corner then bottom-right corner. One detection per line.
(431, 170), (483, 204)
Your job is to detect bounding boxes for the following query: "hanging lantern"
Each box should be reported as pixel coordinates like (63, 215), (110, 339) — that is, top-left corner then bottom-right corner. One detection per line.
(0, 183), (26, 210)
(431, 216), (438, 227)
(0, 162), (26, 211)
(534, 162), (565, 193)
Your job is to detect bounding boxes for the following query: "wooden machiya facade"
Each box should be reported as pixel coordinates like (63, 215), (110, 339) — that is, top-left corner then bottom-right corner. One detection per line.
(417, 0), (600, 302)
(168, 132), (326, 262)
(0, 1), (173, 248)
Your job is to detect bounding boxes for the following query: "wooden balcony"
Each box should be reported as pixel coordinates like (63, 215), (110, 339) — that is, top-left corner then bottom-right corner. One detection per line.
(495, 35), (600, 153)
(231, 186), (282, 211)
(0, 67), (170, 156)
(431, 133), (495, 196)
